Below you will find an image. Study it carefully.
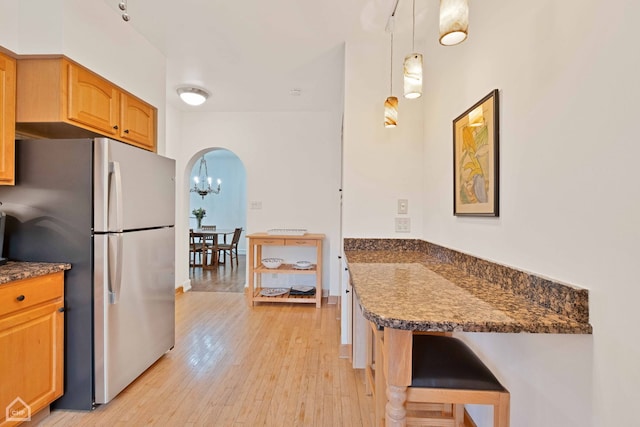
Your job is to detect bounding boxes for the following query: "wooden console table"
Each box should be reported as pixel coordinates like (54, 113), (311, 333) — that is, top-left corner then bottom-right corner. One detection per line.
(247, 233), (324, 308)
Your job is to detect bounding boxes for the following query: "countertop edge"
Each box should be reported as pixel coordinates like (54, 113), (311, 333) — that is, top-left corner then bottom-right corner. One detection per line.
(345, 244), (592, 335)
(0, 261), (72, 285)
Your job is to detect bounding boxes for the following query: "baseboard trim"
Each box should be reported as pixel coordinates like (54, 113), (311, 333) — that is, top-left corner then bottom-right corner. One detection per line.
(339, 343), (352, 359)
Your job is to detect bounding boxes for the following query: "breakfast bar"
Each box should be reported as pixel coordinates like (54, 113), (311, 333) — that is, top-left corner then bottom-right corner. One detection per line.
(344, 239), (592, 426)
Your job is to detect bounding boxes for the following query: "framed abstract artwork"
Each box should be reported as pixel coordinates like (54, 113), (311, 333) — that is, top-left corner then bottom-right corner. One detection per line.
(453, 89), (499, 216)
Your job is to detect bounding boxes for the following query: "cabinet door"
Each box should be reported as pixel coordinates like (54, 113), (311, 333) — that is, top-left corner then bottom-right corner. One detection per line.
(67, 63), (119, 136)
(119, 93), (156, 151)
(0, 301), (64, 424)
(0, 52), (15, 185)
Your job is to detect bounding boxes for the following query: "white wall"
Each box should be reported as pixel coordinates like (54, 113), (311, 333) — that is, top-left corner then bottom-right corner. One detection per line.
(417, 0), (636, 425)
(174, 111), (343, 296)
(343, 35), (425, 239)
(344, 0), (639, 425)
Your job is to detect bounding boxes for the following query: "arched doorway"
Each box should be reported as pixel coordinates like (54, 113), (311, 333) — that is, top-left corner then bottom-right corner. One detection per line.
(187, 148), (247, 292)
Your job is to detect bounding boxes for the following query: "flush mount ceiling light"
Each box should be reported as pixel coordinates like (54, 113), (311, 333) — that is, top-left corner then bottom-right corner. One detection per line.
(403, 0), (423, 99)
(439, 0), (469, 46)
(177, 87), (210, 106)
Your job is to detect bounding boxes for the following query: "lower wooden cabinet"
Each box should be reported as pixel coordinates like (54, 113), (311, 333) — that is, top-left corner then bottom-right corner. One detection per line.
(0, 272), (64, 426)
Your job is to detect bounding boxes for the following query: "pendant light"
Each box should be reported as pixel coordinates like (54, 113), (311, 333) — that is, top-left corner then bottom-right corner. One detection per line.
(403, 0), (423, 99)
(439, 0), (469, 46)
(385, 32), (398, 128)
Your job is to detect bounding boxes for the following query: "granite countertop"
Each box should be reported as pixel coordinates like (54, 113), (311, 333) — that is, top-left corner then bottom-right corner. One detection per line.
(345, 249), (592, 334)
(0, 261), (71, 285)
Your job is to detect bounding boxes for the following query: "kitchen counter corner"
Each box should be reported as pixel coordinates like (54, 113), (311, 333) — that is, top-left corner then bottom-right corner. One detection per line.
(0, 261), (71, 285)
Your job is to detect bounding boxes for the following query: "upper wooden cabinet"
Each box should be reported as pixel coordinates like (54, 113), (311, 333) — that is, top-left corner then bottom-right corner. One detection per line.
(119, 92), (156, 150)
(0, 51), (16, 185)
(16, 57), (157, 152)
(67, 63), (120, 137)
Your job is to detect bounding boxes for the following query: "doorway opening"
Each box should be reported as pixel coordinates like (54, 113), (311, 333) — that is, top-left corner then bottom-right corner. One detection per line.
(187, 148), (247, 292)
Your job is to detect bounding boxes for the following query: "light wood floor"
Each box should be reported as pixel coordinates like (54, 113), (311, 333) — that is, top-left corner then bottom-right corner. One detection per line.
(40, 292), (374, 426)
(189, 255), (246, 293)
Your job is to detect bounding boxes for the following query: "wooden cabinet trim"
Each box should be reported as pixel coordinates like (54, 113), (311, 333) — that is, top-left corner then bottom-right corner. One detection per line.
(0, 52), (16, 185)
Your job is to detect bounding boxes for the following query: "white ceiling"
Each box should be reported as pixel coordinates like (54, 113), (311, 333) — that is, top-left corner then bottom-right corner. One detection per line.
(101, 0), (432, 113)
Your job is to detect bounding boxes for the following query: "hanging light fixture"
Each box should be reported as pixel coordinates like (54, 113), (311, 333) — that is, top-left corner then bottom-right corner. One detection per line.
(403, 0), (423, 99)
(190, 157), (221, 199)
(385, 32), (399, 128)
(439, 0), (469, 46)
(177, 87), (210, 106)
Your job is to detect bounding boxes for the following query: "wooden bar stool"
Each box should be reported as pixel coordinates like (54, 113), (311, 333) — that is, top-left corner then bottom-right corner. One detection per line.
(366, 324), (510, 427)
(408, 334), (510, 426)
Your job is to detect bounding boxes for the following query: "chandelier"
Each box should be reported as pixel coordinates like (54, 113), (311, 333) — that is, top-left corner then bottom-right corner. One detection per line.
(190, 157), (221, 199)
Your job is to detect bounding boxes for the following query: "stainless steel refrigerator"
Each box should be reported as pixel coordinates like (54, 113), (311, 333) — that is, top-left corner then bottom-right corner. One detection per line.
(0, 138), (175, 410)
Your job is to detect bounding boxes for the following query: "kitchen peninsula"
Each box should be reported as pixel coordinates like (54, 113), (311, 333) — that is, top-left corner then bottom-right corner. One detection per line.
(344, 238), (592, 426)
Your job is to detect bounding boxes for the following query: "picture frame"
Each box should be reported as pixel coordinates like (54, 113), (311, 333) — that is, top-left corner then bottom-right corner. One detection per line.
(453, 89), (499, 216)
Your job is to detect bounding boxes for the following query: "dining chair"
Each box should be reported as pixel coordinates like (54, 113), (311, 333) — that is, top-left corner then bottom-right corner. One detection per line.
(200, 228), (218, 268)
(218, 227), (242, 266)
(189, 229), (204, 267)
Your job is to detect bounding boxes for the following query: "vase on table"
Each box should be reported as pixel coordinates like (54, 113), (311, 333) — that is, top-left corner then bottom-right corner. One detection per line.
(196, 217), (202, 229)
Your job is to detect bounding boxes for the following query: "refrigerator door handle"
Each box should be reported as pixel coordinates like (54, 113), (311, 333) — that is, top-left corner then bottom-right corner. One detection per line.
(108, 233), (123, 304)
(109, 161), (124, 233)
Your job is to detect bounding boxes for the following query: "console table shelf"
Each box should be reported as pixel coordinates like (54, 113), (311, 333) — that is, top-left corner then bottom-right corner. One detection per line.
(247, 233), (324, 308)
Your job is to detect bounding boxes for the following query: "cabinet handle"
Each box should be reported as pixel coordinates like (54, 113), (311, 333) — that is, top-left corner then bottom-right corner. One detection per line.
(113, 125), (119, 130)
(124, 129), (130, 134)
(58, 307), (65, 313)
(16, 295), (25, 301)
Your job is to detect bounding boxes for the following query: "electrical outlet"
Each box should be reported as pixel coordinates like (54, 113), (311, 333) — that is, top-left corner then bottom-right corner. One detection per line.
(398, 199), (408, 214)
(250, 201), (262, 209)
(395, 217), (410, 233)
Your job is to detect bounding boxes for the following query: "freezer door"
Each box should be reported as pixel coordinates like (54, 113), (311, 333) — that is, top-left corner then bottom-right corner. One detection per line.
(94, 138), (175, 232)
(94, 227), (175, 404)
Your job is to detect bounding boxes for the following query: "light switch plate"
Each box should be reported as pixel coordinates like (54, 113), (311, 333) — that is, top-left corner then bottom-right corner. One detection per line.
(395, 217), (410, 233)
(398, 199), (408, 214)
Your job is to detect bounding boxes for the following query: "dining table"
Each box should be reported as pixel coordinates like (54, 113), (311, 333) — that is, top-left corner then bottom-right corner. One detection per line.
(191, 229), (235, 269)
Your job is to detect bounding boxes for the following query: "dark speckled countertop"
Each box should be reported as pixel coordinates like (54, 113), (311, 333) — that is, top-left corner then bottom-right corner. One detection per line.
(345, 243), (592, 334)
(0, 261), (71, 285)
